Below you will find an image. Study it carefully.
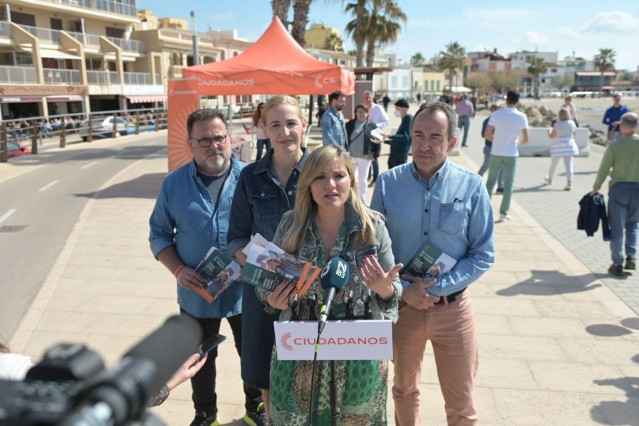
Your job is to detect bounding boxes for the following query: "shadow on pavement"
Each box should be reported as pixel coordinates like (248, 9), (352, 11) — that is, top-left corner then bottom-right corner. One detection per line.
(590, 375), (639, 425)
(496, 269), (601, 296)
(73, 172), (166, 200)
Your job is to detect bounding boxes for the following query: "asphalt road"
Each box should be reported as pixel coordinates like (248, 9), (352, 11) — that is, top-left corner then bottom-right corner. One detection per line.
(0, 133), (167, 342)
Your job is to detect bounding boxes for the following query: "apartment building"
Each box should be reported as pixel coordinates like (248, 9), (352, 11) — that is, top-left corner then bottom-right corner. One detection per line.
(0, 0), (164, 120)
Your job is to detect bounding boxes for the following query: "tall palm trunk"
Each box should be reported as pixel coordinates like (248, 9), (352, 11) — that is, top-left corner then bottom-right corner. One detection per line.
(291, 0), (313, 46)
(272, 0), (291, 28)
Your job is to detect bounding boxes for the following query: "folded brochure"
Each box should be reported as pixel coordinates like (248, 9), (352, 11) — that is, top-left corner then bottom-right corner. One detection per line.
(194, 246), (242, 303)
(400, 243), (456, 279)
(241, 241), (320, 296)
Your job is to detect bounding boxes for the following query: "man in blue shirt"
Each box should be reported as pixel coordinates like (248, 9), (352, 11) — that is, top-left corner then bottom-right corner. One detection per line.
(603, 93), (629, 143)
(321, 90), (348, 147)
(149, 109), (264, 426)
(371, 102), (495, 425)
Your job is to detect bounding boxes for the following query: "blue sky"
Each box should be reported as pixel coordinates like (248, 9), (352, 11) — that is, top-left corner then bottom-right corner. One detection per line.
(138, 0), (639, 71)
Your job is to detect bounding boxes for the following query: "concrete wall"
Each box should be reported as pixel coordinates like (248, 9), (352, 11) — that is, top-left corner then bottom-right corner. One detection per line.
(518, 128), (591, 157)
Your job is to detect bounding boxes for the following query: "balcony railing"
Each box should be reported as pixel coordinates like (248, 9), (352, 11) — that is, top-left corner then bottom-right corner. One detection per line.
(40, 0), (136, 17)
(87, 70), (119, 85)
(95, 0), (136, 17)
(43, 68), (81, 84)
(18, 24), (60, 44)
(123, 72), (152, 85)
(0, 65), (37, 84)
(66, 30), (101, 48)
(0, 21), (12, 38)
(106, 37), (147, 53)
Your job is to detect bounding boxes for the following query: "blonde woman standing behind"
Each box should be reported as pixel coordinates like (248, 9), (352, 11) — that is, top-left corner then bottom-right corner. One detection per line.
(545, 107), (579, 190)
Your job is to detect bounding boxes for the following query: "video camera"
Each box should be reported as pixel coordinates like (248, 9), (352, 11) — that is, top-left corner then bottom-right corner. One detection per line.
(0, 315), (201, 426)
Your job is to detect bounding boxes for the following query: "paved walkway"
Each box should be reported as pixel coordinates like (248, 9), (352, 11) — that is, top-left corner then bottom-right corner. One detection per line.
(6, 116), (639, 425)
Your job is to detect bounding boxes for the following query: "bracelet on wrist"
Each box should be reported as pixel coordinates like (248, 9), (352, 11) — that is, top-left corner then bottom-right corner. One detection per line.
(173, 264), (186, 279)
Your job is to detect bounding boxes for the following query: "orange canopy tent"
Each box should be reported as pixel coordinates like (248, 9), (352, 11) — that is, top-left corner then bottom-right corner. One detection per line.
(182, 16), (355, 95)
(168, 16), (355, 171)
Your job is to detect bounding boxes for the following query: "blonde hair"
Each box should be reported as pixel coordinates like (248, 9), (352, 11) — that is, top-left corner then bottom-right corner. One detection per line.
(261, 95), (305, 126)
(280, 145), (378, 253)
(558, 107), (571, 121)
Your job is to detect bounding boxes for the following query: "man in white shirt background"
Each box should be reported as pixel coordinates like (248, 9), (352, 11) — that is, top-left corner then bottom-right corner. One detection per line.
(363, 90), (389, 185)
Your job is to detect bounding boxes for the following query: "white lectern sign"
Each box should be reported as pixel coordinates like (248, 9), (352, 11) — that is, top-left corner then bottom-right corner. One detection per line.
(274, 320), (392, 361)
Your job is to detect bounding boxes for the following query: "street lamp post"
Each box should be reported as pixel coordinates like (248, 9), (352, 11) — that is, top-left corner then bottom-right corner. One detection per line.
(191, 11), (199, 66)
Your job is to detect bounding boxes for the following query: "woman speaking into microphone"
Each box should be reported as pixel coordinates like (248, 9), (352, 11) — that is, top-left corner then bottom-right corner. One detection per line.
(260, 145), (402, 425)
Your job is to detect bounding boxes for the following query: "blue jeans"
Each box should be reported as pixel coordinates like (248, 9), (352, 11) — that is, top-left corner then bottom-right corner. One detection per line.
(458, 116), (471, 146)
(607, 182), (639, 266)
(478, 145), (504, 189)
(486, 155), (517, 215)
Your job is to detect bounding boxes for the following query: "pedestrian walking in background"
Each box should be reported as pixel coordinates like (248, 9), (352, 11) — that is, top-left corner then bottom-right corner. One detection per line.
(252, 102), (271, 162)
(384, 98), (413, 169)
(603, 93), (629, 143)
(562, 94), (579, 126)
(545, 107), (579, 191)
(455, 94), (475, 147)
(590, 112), (639, 277)
(383, 93), (391, 111)
(485, 90), (529, 222)
(346, 104), (380, 202)
(321, 91), (348, 148)
(478, 104), (504, 193)
(363, 90), (389, 186)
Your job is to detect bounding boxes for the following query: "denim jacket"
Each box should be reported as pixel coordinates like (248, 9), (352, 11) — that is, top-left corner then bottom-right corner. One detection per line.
(321, 106), (348, 148)
(149, 156), (245, 318)
(259, 204), (402, 323)
(227, 148), (310, 257)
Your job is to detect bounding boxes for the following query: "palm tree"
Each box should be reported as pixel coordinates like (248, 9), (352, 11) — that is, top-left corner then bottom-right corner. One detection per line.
(345, 0), (406, 67)
(344, 0), (369, 67)
(439, 42), (466, 92)
(593, 48), (616, 97)
(323, 33), (344, 52)
(291, 0), (314, 47)
(271, 0), (291, 28)
(411, 52), (424, 66)
(527, 57), (548, 99)
(364, 0), (406, 67)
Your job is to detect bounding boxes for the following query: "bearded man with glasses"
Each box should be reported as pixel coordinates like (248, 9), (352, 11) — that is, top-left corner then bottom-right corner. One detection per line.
(149, 108), (263, 426)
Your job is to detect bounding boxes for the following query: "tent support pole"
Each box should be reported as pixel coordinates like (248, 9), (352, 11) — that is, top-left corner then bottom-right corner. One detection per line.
(308, 94), (314, 127)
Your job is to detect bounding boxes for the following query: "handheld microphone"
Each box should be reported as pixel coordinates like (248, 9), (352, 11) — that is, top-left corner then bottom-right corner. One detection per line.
(63, 315), (201, 425)
(361, 288), (374, 319)
(343, 289), (355, 319)
(289, 293), (299, 321)
(318, 257), (349, 334)
(307, 294), (317, 320)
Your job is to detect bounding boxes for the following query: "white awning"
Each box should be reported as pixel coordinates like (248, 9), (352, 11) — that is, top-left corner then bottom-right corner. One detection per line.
(126, 95), (167, 104)
(47, 95), (85, 102)
(19, 47), (81, 60)
(0, 96), (43, 103)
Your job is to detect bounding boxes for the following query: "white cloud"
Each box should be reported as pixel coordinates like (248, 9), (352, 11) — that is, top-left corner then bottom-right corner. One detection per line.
(583, 11), (639, 33)
(554, 28), (582, 39)
(515, 31), (550, 46)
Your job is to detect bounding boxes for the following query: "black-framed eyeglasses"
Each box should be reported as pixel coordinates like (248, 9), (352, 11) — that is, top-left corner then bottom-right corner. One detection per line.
(189, 135), (227, 147)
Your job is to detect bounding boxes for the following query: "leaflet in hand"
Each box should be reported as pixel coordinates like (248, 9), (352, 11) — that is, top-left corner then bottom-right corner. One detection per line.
(370, 128), (385, 142)
(241, 242), (320, 295)
(400, 243), (456, 279)
(194, 246), (242, 304)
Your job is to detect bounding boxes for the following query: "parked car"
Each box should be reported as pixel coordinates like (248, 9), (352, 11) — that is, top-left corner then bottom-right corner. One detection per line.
(79, 116), (136, 141)
(5, 139), (32, 158)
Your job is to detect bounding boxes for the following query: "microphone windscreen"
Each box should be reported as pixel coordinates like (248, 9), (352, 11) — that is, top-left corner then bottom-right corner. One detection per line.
(124, 315), (201, 387)
(320, 257), (349, 291)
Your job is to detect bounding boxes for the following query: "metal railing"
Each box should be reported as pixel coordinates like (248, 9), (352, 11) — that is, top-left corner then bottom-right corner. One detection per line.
(95, 0), (137, 17)
(87, 70), (119, 85)
(0, 65), (37, 84)
(43, 68), (82, 84)
(66, 30), (101, 48)
(106, 36), (147, 53)
(0, 21), (12, 38)
(18, 24), (60, 44)
(123, 72), (152, 85)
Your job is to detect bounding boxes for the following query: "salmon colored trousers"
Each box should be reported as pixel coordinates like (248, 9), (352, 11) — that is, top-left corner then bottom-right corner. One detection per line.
(392, 291), (478, 425)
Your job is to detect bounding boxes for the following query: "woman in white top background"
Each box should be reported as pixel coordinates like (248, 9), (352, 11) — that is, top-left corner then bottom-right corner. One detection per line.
(545, 107), (579, 190)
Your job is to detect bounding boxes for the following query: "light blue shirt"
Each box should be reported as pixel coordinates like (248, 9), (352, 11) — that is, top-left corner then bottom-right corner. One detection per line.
(149, 156), (245, 318)
(321, 106), (347, 148)
(371, 160), (495, 297)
